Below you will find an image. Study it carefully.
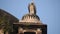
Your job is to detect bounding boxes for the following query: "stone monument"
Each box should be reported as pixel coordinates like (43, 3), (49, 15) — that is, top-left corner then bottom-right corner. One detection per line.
(13, 1), (47, 34)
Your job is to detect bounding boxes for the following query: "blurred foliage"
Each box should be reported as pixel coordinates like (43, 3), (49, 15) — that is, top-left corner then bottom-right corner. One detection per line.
(0, 15), (12, 32)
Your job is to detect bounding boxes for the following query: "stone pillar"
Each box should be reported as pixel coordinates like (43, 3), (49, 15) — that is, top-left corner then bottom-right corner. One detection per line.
(0, 29), (4, 34)
(5, 31), (8, 34)
(18, 28), (23, 34)
(37, 28), (42, 34)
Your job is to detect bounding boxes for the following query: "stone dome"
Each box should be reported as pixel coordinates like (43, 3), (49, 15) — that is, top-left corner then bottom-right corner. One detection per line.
(19, 2), (42, 24)
(19, 14), (41, 23)
(22, 14), (40, 20)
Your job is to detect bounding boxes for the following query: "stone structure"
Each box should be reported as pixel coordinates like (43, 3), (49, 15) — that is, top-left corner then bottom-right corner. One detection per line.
(0, 0), (47, 34)
(13, 1), (47, 34)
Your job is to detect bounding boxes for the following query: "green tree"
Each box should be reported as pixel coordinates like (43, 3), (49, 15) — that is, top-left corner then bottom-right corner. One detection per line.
(0, 15), (12, 34)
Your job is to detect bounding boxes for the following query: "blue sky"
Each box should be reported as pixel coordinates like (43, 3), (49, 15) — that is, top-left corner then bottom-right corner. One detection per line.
(0, 0), (60, 34)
